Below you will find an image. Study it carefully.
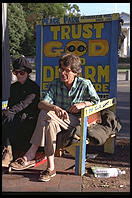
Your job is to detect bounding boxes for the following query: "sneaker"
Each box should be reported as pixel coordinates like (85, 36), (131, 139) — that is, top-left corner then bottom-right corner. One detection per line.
(2, 147), (13, 167)
(39, 169), (56, 182)
(10, 157), (36, 170)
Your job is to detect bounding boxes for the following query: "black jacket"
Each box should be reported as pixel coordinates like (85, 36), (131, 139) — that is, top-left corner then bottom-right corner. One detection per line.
(2, 78), (40, 151)
(7, 78), (40, 120)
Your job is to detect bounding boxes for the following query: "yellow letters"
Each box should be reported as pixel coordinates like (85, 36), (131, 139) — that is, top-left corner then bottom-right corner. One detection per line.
(55, 66), (59, 78)
(61, 25), (70, 39)
(94, 83), (109, 92)
(50, 26), (60, 40)
(82, 24), (93, 38)
(98, 65), (109, 82)
(42, 66), (59, 83)
(50, 23), (105, 40)
(94, 23), (104, 38)
(85, 66), (96, 82)
(80, 58), (86, 65)
(42, 21), (111, 93)
(42, 83), (48, 90)
(89, 40), (109, 56)
(72, 24), (81, 39)
(43, 41), (64, 57)
(43, 66), (54, 82)
(84, 65), (110, 83)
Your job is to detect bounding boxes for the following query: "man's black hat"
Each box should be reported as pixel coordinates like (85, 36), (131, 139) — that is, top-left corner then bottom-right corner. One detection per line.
(12, 56), (32, 74)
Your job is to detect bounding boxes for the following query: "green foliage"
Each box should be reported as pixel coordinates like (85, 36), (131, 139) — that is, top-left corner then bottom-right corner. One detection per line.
(8, 3), (81, 57)
(19, 26), (35, 56)
(8, 3), (27, 56)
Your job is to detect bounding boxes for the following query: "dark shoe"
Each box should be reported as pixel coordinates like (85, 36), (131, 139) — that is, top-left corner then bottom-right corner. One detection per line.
(2, 146), (13, 167)
(10, 157), (36, 170)
(39, 169), (56, 182)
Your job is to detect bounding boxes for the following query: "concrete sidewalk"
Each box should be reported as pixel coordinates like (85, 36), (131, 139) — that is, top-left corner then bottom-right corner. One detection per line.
(2, 155), (82, 193)
(116, 80), (130, 138)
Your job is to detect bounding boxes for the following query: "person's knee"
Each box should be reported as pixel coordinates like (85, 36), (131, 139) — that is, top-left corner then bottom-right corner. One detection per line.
(47, 119), (61, 134)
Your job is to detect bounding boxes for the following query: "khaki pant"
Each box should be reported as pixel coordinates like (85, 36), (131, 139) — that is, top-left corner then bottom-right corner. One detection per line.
(30, 109), (81, 157)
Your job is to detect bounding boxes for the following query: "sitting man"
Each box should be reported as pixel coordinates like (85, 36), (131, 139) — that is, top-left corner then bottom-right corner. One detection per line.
(2, 56), (40, 167)
(10, 54), (100, 182)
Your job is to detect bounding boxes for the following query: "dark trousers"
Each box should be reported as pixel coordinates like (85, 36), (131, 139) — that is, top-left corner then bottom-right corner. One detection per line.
(2, 114), (37, 155)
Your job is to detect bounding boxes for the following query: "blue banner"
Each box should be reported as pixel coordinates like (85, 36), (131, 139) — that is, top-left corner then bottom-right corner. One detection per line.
(36, 14), (120, 100)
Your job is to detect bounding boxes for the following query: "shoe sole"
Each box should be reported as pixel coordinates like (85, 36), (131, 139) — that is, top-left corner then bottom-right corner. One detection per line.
(10, 162), (36, 171)
(39, 173), (56, 182)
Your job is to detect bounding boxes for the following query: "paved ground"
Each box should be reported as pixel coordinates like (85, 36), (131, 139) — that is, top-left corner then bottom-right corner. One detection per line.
(2, 75), (130, 194)
(116, 80), (130, 138)
(2, 156), (81, 193)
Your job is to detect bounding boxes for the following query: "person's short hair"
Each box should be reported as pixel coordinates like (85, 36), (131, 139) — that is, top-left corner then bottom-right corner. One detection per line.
(59, 54), (82, 75)
(12, 56), (32, 74)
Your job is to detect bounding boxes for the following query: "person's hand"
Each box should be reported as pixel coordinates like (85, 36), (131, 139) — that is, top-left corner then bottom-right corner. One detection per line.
(2, 109), (15, 122)
(2, 107), (9, 117)
(69, 103), (85, 114)
(69, 101), (93, 114)
(53, 106), (69, 120)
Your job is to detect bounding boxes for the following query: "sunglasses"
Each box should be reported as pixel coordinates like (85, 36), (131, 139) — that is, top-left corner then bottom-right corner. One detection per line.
(13, 70), (26, 76)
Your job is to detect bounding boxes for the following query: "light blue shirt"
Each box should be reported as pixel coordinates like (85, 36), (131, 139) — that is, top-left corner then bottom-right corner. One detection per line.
(43, 77), (100, 112)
